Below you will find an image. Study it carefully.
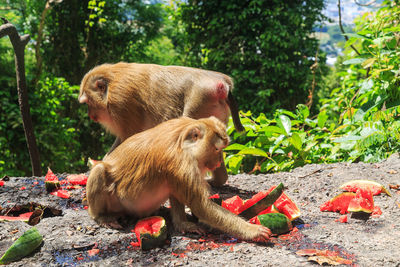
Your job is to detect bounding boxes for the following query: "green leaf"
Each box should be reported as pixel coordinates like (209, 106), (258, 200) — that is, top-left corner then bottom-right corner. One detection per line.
(260, 126), (286, 135)
(317, 110), (328, 128)
(343, 58), (366, 65)
(237, 148), (268, 157)
(224, 143), (248, 151)
(276, 115), (291, 136)
(289, 133), (302, 150)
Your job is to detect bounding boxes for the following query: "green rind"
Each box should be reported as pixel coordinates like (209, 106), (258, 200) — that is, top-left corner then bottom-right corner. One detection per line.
(140, 224), (168, 250)
(257, 213), (292, 235)
(340, 179), (392, 197)
(239, 183), (284, 220)
(0, 227), (43, 264)
(45, 181), (60, 193)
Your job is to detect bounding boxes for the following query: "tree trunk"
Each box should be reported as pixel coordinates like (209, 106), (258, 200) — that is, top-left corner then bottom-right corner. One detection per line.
(0, 19), (42, 176)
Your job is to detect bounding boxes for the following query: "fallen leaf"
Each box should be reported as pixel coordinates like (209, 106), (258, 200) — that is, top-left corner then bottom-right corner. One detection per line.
(308, 255), (352, 265)
(387, 169), (398, 174)
(297, 249), (353, 265)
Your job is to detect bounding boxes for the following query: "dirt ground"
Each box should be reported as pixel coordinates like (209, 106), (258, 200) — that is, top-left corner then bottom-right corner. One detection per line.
(1, 153), (400, 266)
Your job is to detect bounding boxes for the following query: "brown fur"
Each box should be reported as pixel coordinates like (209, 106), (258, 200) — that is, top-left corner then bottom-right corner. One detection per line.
(86, 117), (270, 242)
(79, 62), (244, 186)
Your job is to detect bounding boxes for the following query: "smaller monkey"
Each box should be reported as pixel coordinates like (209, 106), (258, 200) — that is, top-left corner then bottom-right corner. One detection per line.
(86, 117), (271, 242)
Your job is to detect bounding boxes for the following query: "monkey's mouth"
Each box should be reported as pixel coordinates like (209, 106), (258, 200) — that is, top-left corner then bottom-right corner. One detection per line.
(87, 108), (98, 122)
(206, 160), (222, 171)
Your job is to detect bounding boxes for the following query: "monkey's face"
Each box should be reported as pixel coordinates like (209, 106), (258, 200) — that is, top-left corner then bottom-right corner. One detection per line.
(79, 74), (113, 126)
(181, 117), (229, 172)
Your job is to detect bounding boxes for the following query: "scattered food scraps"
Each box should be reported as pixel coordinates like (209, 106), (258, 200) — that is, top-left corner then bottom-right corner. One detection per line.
(50, 189), (70, 199)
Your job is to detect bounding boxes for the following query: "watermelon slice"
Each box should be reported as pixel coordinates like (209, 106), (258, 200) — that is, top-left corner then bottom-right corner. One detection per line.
(253, 213), (292, 235)
(340, 180), (391, 196)
(0, 212), (33, 222)
(134, 216), (168, 250)
(238, 183), (284, 220)
(222, 195), (244, 215)
(44, 168), (60, 192)
(50, 189), (70, 199)
(66, 174), (88, 186)
(320, 192), (356, 214)
(347, 187), (374, 213)
(274, 192), (301, 221)
(249, 205), (279, 224)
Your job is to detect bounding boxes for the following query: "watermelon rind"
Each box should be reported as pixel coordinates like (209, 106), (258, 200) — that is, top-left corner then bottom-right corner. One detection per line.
(239, 183), (284, 220)
(257, 213), (292, 235)
(0, 227), (43, 264)
(347, 188), (374, 213)
(340, 179), (391, 196)
(134, 216), (168, 250)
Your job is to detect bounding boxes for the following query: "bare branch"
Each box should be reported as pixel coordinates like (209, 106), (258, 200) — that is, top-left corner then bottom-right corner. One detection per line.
(0, 19), (42, 176)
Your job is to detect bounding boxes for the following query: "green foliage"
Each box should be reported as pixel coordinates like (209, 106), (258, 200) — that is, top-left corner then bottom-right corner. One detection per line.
(0, 76), (113, 176)
(226, 0), (400, 174)
(179, 0), (328, 113)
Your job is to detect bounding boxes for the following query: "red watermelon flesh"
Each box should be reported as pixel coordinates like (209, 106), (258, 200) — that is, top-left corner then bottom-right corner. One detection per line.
(222, 195), (244, 215)
(249, 205), (279, 224)
(372, 206), (382, 217)
(45, 168), (60, 192)
(134, 216), (167, 250)
(320, 192), (356, 214)
(237, 187), (275, 214)
(0, 212), (33, 222)
(347, 187), (374, 213)
(66, 174), (88, 185)
(274, 192), (301, 221)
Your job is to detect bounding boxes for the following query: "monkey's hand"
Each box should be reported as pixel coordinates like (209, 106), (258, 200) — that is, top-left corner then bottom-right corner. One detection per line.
(250, 224), (272, 243)
(174, 221), (205, 235)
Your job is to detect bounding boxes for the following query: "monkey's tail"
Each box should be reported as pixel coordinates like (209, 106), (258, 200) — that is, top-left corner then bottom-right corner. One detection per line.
(227, 91), (245, 132)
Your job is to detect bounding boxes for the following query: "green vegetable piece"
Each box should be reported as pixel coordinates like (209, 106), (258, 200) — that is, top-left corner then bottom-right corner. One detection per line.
(0, 227), (43, 265)
(239, 183), (284, 220)
(257, 213), (292, 235)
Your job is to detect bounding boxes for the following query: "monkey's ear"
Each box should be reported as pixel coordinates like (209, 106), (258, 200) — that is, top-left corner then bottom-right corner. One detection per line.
(182, 126), (204, 148)
(95, 78), (108, 92)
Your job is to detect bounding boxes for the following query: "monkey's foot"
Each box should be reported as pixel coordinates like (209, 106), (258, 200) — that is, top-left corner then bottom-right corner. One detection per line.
(175, 221), (205, 235)
(100, 221), (124, 229)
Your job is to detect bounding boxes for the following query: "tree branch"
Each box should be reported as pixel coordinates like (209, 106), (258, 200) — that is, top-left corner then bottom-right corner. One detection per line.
(338, 0), (361, 56)
(0, 19), (42, 176)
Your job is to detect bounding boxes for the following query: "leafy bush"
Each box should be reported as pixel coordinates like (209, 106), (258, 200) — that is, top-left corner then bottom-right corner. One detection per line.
(226, 0), (400, 174)
(0, 76), (112, 177)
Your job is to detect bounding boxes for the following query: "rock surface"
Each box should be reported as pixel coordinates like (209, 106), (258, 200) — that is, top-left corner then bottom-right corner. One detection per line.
(1, 154), (400, 266)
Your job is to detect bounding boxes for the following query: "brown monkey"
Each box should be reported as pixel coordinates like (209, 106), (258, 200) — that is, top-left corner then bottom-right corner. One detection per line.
(86, 117), (270, 242)
(79, 62), (244, 187)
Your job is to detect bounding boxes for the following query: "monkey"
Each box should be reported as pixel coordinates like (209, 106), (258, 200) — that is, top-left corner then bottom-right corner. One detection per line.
(78, 62), (245, 187)
(86, 116), (271, 242)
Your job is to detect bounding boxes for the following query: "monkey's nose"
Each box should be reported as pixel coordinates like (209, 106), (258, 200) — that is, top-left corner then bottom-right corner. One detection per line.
(78, 93), (88, 103)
